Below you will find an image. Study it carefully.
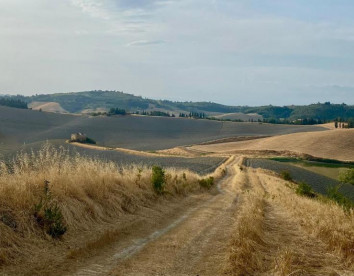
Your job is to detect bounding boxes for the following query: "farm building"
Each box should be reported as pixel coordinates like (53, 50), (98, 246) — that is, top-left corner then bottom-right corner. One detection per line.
(70, 132), (87, 143)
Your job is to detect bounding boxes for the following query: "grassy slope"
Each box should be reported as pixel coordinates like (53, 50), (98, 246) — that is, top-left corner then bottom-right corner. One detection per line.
(226, 168), (354, 275)
(192, 129), (354, 162)
(245, 158), (354, 201)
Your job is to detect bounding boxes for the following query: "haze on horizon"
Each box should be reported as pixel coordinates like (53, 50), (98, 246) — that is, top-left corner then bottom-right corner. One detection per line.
(1, 0), (354, 106)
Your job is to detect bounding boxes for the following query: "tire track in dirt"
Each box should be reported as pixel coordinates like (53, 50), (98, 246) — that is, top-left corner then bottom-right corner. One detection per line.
(69, 158), (243, 276)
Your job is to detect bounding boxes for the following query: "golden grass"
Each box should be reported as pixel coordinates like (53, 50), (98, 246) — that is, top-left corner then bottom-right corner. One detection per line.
(191, 129), (354, 162)
(226, 168), (354, 275)
(0, 144), (216, 267)
(226, 182), (267, 275)
(263, 171), (354, 267)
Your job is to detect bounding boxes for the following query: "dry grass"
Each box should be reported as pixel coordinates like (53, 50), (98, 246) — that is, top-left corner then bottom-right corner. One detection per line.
(226, 168), (354, 275)
(28, 101), (69, 113)
(263, 171), (354, 267)
(0, 144), (215, 267)
(226, 178), (267, 275)
(192, 129), (354, 162)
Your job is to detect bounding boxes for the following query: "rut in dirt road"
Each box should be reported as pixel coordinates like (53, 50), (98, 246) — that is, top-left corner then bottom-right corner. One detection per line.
(71, 159), (244, 276)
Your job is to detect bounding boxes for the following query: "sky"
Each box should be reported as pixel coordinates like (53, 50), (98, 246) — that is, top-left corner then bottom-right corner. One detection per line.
(1, 0), (354, 105)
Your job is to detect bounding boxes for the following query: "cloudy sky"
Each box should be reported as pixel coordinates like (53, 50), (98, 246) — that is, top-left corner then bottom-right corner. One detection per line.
(1, 0), (354, 105)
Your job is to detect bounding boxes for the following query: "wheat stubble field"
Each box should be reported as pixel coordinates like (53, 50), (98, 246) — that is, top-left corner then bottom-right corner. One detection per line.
(0, 107), (354, 275)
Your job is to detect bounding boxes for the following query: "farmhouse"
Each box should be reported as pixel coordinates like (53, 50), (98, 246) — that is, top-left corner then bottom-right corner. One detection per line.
(70, 132), (87, 143)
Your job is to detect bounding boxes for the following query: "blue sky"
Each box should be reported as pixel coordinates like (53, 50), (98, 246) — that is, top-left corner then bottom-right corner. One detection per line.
(1, 0), (354, 105)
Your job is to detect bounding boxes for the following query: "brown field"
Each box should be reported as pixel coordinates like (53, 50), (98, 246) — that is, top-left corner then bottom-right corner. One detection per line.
(1, 106), (353, 275)
(28, 101), (69, 113)
(213, 112), (263, 121)
(191, 129), (354, 162)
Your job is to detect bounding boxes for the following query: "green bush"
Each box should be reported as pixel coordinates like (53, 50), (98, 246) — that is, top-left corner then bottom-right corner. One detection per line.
(198, 176), (214, 189)
(34, 180), (67, 238)
(85, 137), (96, 144)
(327, 186), (353, 211)
(296, 182), (316, 198)
(280, 170), (292, 181)
(339, 169), (354, 185)
(151, 166), (165, 194)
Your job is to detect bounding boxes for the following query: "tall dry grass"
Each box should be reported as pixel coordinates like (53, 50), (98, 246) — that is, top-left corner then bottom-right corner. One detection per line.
(225, 170), (269, 275)
(226, 189), (267, 274)
(226, 168), (354, 275)
(263, 171), (354, 268)
(0, 144), (212, 266)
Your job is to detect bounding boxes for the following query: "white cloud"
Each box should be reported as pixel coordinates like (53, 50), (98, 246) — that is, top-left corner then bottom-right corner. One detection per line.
(71, 0), (110, 20)
(127, 40), (166, 46)
(0, 0), (354, 105)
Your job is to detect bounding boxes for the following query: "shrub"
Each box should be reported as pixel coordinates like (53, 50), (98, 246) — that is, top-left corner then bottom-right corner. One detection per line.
(339, 169), (354, 185)
(85, 137), (96, 144)
(327, 186), (353, 211)
(280, 170), (292, 181)
(198, 176), (214, 189)
(151, 166), (165, 194)
(34, 180), (67, 238)
(296, 182), (316, 198)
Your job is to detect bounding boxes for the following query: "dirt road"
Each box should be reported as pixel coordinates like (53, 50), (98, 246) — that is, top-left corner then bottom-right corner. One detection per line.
(62, 157), (352, 276)
(66, 159), (241, 276)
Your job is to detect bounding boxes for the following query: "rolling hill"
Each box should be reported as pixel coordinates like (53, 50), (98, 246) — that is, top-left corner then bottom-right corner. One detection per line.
(0, 105), (325, 155)
(191, 129), (354, 162)
(2, 91), (352, 121)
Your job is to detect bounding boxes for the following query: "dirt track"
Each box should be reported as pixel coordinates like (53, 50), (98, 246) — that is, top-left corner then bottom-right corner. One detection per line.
(10, 156), (349, 276)
(53, 157), (352, 276)
(68, 158), (241, 276)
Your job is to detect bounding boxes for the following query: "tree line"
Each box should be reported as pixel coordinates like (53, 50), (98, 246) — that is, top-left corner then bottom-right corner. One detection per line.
(0, 97), (28, 109)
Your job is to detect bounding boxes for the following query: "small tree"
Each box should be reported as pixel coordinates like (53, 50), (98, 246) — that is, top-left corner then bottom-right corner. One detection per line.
(296, 182), (316, 198)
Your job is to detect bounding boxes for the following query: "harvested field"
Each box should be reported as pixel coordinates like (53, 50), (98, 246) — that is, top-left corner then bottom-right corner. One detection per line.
(70, 144), (227, 175)
(28, 101), (69, 113)
(244, 158), (354, 201)
(192, 129), (354, 162)
(0, 140), (226, 175)
(0, 106), (325, 153)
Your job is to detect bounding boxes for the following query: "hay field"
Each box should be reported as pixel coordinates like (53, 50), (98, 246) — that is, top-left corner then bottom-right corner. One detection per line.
(28, 101), (69, 113)
(192, 129), (354, 162)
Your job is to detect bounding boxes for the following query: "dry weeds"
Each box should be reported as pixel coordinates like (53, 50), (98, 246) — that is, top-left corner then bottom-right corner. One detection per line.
(0, 144), (219, 268)
(226, 167), (354, 275)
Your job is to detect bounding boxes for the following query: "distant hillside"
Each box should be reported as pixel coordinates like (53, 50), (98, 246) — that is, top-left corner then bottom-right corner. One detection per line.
(2, 90), (353, 121)
(28, 101), (68, 113)
(213, 112), (263, 121)
(25, 91), (243, 114)
(0, 105), (324, 154)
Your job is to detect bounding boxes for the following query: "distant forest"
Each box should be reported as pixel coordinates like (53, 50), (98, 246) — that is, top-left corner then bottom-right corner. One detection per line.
(0, 96), (27, 109)
(1, 91), (353, 124)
